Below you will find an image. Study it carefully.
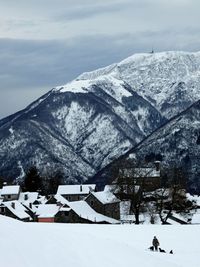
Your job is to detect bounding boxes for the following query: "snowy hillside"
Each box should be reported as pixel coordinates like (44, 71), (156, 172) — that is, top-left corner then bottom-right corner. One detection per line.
(125, 100), (200, 193)
(1, 215), (200, 267)
(0, 67), (164, 182)
(79, 51), (200, 119)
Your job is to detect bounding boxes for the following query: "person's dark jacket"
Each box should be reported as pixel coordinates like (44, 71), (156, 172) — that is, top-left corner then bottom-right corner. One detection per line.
(152, 237), (159, 247)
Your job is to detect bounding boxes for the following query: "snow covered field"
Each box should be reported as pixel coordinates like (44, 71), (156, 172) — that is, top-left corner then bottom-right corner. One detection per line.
(0, 215), (199, 267)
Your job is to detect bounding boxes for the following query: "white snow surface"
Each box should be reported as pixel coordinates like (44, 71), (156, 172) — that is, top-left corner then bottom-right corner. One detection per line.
(1, 185), (20, 195)
(0, 215), (200, 267)
(186, 193), (200, 206)
(2, 201), (31, 220)
(91, 191), (120, 204)
(53, 195), (118, 224)
(57, 184), (96, 195)
(36, 204), (61, 218)
(68, 200), (119, 224)
(55, 73), (132, 104)
(58, 79), (91, 93)
(78, 51), (200, 118)
(191, 213), (200, 224)
(19, 192), (39, 202)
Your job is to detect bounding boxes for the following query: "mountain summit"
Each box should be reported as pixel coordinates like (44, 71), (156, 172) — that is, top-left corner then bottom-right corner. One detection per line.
(79, 51), (200, 119)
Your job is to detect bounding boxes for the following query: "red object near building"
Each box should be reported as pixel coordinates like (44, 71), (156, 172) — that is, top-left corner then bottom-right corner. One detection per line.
(38, 217), (55, 223)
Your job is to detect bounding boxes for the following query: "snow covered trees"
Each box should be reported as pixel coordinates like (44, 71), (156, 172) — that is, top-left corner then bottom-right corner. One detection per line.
(114, 159), (154, 224)
(154, 167), (192, 224)
(114, 159), (193, 224)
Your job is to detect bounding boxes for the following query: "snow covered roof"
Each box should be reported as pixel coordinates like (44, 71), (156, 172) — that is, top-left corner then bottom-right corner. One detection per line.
(90, 191), (120, 204)
(191, 213), (200, 224)
(122, 168), (160, 178)
(55, 195), (118, 223)
(19, 192), (39, 204)
(54, 194), (70, 205)
(168, 214), (188, 225)
(57, 184), (96, 195)
(18, 192), (47, 213)
(36, 204), (61, 218)
(35, 195), (118, 223)
(68, 200), (119, 224)
(186, 193), (200, 206)
(2, 201), (31, 220)
(37, 196), (48, 204)
(1, 185), (20, 196)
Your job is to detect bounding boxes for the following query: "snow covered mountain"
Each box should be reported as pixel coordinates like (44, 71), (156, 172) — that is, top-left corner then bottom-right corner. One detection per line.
(94, 100), (200, 193)
(127, 100), (200, 193)
(79, 51), (200, 119)
(1, 50), (200, 184)
(0, 74), (164, 183)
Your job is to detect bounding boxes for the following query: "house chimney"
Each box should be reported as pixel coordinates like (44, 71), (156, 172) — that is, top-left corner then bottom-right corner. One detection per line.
(24, 194), (28, 200)
(80, 185), (82, 192)
(154, 161), (160, 172)
(11, 202), (15, 209)
(29, 203), (32, 209)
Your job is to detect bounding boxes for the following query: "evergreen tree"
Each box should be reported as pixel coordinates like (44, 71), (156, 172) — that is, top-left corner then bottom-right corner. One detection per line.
(48, 170), (63, 194)
(41, 170), (64, 195)
(24, 166), (42, 192)
(0, 176), (4, 188)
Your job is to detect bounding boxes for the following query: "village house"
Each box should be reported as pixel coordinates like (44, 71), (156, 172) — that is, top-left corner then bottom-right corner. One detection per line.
(57, 184), (96, 201)
(0, 200), (32, 222)
(37, 196), (90, 223)
(119, 162), (161, 191)
(0, 184), (119, 224)
(1, 185), (21, 201)
(0, 186), (48, 222)
(68, 200), (119, 224)
(36, 195), (119, 224)
(18, 192), (47, 220)
(85, 190), (120, 220)
(36, 204), (68, 223)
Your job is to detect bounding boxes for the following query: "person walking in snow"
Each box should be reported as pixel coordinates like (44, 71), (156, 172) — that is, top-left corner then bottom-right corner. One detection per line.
(152, 236), (159, 251)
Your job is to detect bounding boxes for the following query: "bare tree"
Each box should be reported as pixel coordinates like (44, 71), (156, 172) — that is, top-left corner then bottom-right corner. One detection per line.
(154, 166), (191, 224)
(114, 159), (153, 224)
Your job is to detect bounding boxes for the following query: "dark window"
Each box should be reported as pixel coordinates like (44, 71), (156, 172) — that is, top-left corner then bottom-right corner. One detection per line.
(0, 207), (5, 213)
(7, 195), (11, 199)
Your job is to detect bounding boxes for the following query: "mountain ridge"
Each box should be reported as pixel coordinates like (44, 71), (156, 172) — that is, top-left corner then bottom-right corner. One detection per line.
(0, 72), (164, 182)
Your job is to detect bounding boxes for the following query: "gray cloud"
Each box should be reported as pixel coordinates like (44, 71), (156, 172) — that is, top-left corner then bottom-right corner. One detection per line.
(54, 2), (130, 22)
(0, 29), (199, 90)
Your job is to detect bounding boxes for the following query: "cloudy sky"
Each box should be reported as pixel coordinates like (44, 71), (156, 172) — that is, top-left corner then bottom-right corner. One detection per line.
(0, 0), (200, 118)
